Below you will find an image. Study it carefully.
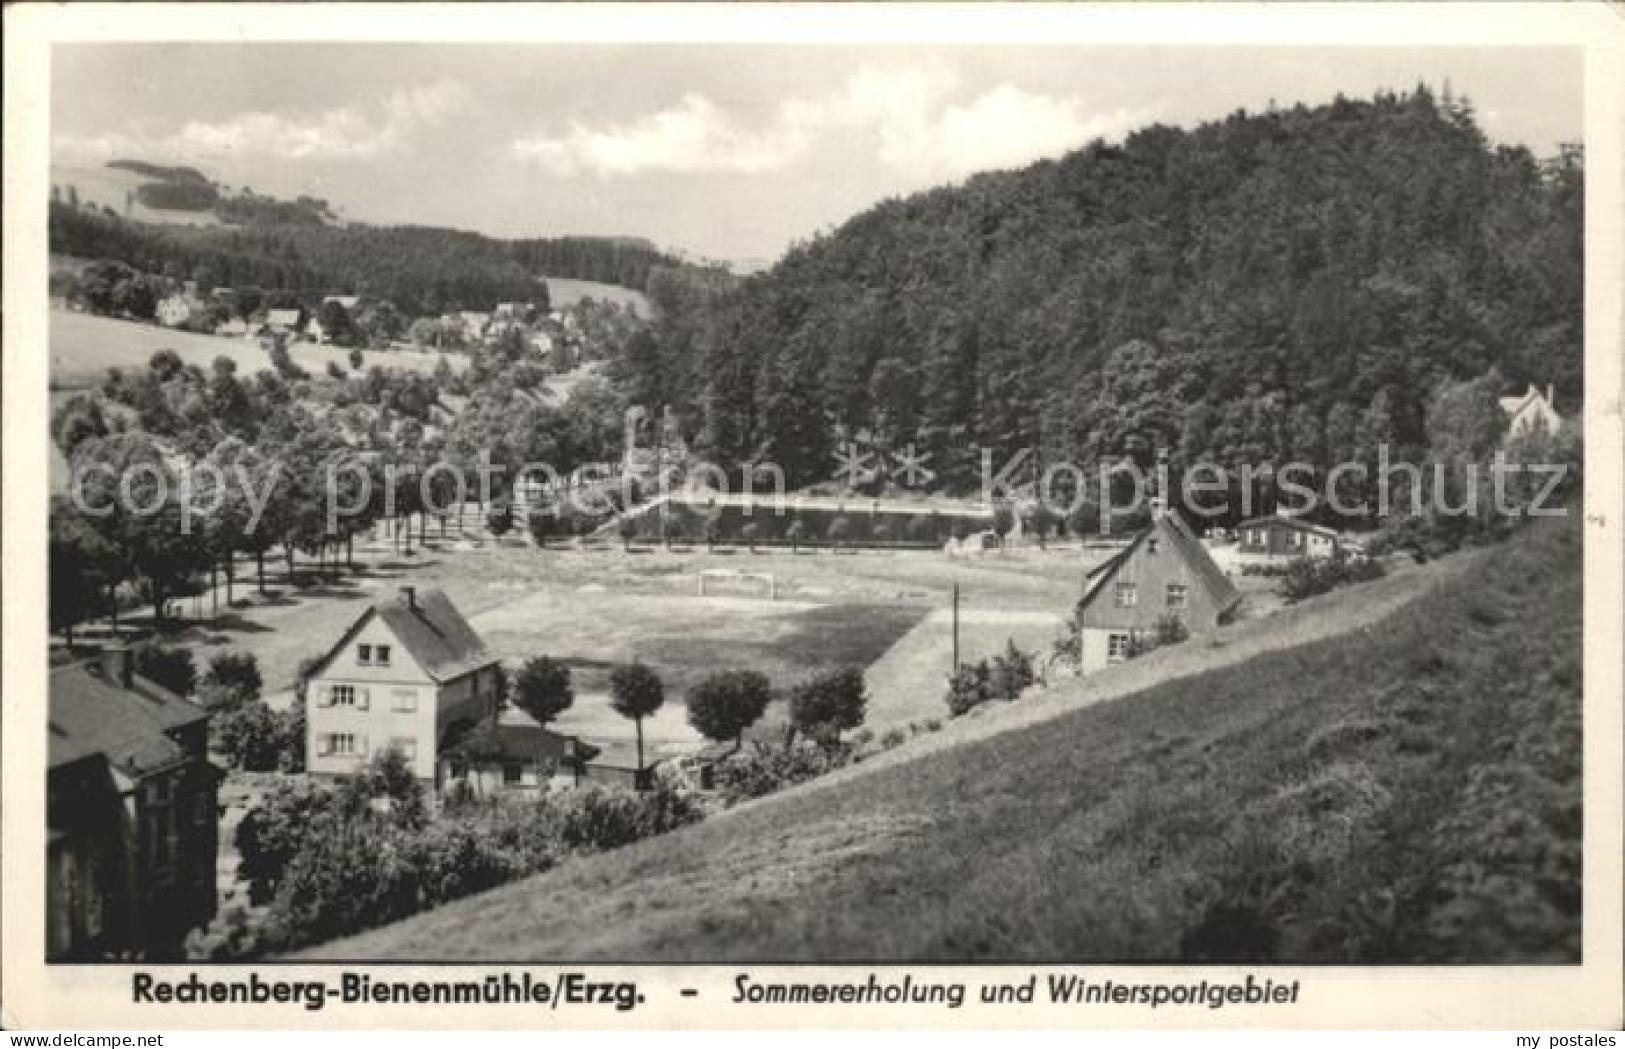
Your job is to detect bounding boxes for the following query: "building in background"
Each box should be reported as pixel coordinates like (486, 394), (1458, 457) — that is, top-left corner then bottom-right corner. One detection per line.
(47, 648), (220, 960)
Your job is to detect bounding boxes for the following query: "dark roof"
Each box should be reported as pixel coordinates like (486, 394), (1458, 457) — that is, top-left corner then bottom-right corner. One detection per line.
(1234, 514), (1339, 538)
(319, 587), (497, 684)
(1080, 512), (1241, 614)
(444, 707), (572, 763)
(49, 663), (208, 776)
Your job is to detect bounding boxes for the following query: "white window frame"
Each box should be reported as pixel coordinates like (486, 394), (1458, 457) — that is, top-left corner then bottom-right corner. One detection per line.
(389, 737), (417, 762)
(1166, 583), (1188, 609)
(391, 688), (417, 713)
(324, 732), (366, 757)
(1107, 632), (1132, 663)
(357, 644), (373, 666)
(331, 684), (356, 707)
(375, 645), (392, 667)
(1114, 581), (1138, 608)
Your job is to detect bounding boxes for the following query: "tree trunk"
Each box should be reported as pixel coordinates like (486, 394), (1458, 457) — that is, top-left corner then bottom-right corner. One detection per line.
(108, 584), (119, 634)
(346, 533), (355, 570)
(256, 551), (266, 595)
(634, 717), (645, 774)
(224, 557), (235, 605)
(210, 562), (219, 618)
(285, 545), (295, 583)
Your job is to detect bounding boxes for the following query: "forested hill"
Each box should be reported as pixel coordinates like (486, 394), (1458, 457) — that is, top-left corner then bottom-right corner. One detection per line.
(633, 87), (1582, 495)
(49, 199), (683, 317)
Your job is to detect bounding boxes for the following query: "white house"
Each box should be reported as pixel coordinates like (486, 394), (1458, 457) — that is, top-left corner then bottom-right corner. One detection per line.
(1499, 383), (1563, 441)
(305, 586), (506, 784)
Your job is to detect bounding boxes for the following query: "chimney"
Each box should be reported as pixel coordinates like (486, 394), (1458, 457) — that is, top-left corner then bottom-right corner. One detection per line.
(100, 644), (134, 689)
(401, 586), (417, 610)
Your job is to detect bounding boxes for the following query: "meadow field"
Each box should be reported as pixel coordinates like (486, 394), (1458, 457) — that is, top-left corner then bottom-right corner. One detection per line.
(541, 276), (649, 316)
(49, 309), (461, 392)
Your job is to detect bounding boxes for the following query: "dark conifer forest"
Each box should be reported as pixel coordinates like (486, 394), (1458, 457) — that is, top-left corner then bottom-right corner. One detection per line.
(622, 87), (1582, 498)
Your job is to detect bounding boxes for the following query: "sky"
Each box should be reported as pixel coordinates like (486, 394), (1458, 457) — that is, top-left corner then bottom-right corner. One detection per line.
(52, 44), (1581, 266)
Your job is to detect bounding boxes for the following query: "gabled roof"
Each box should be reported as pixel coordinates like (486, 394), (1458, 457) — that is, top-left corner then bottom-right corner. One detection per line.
(443, 706), (573, 763)
(1499, 384), (1557, 417)
(316, 587), (498, 684)
(49, 662), (208, 776)
(1234, 514), (1339, 538)
(1080, 512), (1240, 614)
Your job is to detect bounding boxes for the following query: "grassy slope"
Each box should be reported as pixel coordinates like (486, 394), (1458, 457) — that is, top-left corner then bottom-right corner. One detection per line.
(309, 517), (1581, 964)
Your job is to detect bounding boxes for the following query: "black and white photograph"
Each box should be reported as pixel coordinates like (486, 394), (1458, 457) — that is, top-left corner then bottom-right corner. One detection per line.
(3, 1), (1622, 1033)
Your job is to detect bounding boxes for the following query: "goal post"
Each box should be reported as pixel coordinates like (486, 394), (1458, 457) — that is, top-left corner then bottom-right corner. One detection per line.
(696, 568), (776, 600)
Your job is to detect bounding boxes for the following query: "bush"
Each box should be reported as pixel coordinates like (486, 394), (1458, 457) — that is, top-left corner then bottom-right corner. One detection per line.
(945, 660), (995, 716)
(946, 643), (1036, 715)
(1154, 613), (1191, 647)
(213, 699), (302, 772)
(1276, 553), (1385, 604)
(235, 779), (343, 904)
(713, 741), (853, 804)
(199, 651), (262, 710)
(549, 782), (704, 852)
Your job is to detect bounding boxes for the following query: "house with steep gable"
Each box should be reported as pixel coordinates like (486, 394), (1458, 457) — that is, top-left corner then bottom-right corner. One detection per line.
(305, 586), (578, 791)
(306, 586), (503, 782)
(1071, 509), (1240, 672)
(1499, 383), (1563, 442)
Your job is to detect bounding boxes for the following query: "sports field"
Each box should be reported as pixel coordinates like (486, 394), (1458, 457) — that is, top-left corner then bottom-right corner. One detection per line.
(138, 528), (1093, 765)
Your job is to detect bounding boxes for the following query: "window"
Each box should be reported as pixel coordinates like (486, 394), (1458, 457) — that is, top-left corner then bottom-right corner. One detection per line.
(328, 685), (369, 710)
(503, 762), (525, 785)
(1167, 583), (1188, 609)
(192, 792), (211, 827)
(1147, 538), (1159, 554)
(324, 732), (361, 757)
(375, 645), (391, 667)
(357, 644), (372, 665)
(389, 737), (417, 762)
(1107, 633), (1132, 663)
(1288, 530), (1302, 547)
(392, 688), (417, 713)
(1114, 581), (1138, 608)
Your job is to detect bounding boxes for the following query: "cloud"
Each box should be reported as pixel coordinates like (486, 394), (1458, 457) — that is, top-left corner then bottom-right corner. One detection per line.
(512, 67), (1148, 181)
(55, 79), (471, 163)
(513, 93), (807, 176)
